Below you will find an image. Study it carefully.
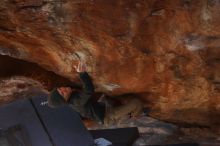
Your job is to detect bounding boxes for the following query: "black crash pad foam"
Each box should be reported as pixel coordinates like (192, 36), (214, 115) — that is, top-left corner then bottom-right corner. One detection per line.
(0, 99), (52, 146)
(149, 144), (199, 146)
(31, 96), (94, 146)
(90, 127), (140, 146)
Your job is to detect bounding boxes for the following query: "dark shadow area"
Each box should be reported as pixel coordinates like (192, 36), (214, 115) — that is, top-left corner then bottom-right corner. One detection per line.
(0, 55), (74, 90)
(0, 124), (31, 146)
(150, 144), (199, 146)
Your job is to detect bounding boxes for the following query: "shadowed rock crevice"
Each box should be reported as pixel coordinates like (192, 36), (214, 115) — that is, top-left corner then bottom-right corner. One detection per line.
(0, 55), (75, 105)
(0, 55), (75, 90)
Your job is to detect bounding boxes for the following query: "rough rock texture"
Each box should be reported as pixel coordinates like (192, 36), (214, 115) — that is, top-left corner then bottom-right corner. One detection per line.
(87, 115), (178, 146)
(0, 0), (220, 128)
(0, 76), (47, 104)
(86, 116), (220, 146)
(0, 55), (76, 90)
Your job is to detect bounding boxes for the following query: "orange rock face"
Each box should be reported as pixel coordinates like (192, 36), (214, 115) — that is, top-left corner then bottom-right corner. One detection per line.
(0, 0), (220, 127)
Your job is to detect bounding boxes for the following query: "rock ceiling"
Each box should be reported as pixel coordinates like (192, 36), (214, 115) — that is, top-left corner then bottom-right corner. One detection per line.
(0, 0), (220, 128)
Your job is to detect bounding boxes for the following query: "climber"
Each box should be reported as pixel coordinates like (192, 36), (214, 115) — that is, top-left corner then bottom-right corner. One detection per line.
(47, 61), (143, 125)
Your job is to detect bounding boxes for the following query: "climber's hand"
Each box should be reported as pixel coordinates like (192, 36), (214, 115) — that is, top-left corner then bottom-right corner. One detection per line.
(74, 61), (87, 73)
